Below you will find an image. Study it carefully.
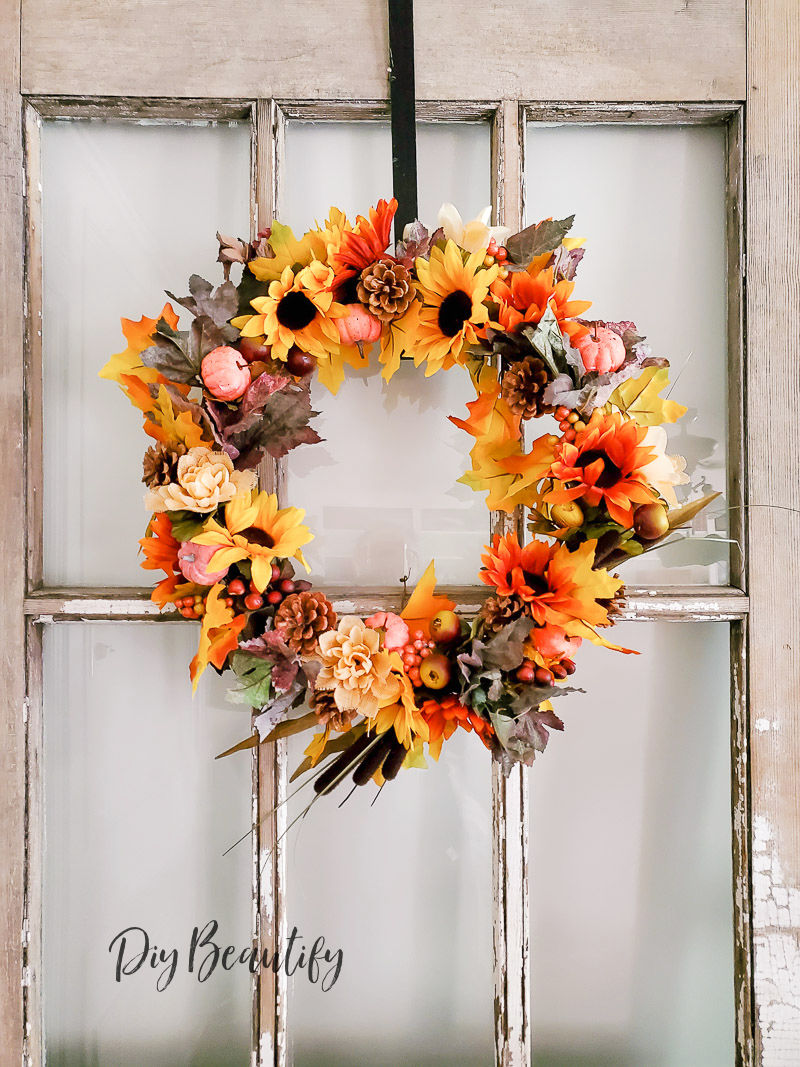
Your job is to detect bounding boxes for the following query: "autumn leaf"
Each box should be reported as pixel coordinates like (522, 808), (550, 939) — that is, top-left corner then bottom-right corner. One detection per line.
(401, 561), (456, 637)
(248, 221), (326, 283)
(316, 341), (370, 395)
(667, 491), (722, 530)
(505, 216), (575, 270)
(144, 385), (212, 450)
(99, 304), (180, 407)
(608, 366), (687, 426)
(378, 300), (420, 382)
(190, 584), (246, 691)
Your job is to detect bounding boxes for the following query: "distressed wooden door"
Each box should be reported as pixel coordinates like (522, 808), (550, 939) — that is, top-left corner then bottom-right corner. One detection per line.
(2, 2), (799, 1065)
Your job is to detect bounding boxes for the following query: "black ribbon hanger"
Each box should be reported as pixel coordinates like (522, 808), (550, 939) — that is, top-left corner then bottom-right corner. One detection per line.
(388, 0), (418, 238)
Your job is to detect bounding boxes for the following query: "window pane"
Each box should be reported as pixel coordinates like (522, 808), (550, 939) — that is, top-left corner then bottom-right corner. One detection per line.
(529, 622), (734, 1064)
(525, 123), (730, 585)
(282, 122), (492, 588)
(41, 120), (251, 586)
(286, 730), (494, 1066)
(43, 623), (253, 1065)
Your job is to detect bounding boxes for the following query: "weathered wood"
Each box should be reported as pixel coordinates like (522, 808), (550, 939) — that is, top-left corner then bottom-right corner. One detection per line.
(725, 108), (747, 593)
(23, 104), (43, 593)
(492, 99), (529, 1067)
(254, 99), (288, 1067)
(524, 102), (741, 125)
(1, 0), (26, 1061)
(23, 623), (44, 1066)
(24, 96), (252, 121)
(20, 1), (745, 102)
(746, 2), (800, 1061)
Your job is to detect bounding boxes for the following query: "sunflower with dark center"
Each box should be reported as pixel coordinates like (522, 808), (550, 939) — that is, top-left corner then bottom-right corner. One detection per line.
(232, 260), (345, 362)
(479, 531), (624, 638)
(412, 239), (499, 375)
(193, 490), (313, 591)
(545, 410), (657, 528)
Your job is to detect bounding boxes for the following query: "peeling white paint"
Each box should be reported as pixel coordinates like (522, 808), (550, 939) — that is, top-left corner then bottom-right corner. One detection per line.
(755, 717), (781, 732)
(752, 815), (800, 1061)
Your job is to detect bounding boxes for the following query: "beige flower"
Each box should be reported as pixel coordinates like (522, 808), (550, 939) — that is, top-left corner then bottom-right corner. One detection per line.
(145, 446), (256, 513)
(436, 203), (511, 254)
(314, 615), (401, 718)
(640, 426), (690, 506)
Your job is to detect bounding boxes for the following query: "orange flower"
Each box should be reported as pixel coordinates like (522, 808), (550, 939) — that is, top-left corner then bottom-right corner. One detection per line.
(334, 197), (397, 281)
(479, 533), (623, 641)
(139, 513), (187, 607)
(490, 264), (590, 340)
(546, 410), (656, 527)
(420, 695), (494, 760)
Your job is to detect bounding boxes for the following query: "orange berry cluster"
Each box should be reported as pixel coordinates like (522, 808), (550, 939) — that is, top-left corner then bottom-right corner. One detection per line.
(484, 239), (509, 279)
(400, 630), (436, 688)
(555, 405), (587, 443)
(515, 657), (576, 686)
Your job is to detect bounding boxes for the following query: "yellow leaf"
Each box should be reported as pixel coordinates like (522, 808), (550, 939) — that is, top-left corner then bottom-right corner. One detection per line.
(608, 366), (687, 426)
(248, 221), (326, 282)
(145, 385), (211, 449)
(379, 299), (420, 381)
(316, 341), (370, 395)
(261, 711), (319, 743)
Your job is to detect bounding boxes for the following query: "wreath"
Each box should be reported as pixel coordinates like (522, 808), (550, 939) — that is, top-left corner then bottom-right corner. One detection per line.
(101, 197), (716, 802)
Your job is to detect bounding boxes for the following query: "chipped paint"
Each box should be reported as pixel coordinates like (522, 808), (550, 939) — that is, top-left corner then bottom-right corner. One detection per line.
(753, 816), (800, 1062)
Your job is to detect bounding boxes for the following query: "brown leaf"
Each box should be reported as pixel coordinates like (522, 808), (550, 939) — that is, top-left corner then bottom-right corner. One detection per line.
(215, 733), (259, 759)
(261, 711), (319, 743)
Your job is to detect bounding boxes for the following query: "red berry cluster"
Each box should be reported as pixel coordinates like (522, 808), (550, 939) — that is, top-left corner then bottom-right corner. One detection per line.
(400, 630), (436, 688)
(176, 594), (207, 619)
(515, 657), (577, 686)
(223, 564), (311, 614)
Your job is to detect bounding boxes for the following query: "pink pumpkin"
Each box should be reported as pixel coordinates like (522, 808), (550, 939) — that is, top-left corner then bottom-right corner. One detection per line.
(529, 623), (582, 661)
(177, 541), (229, 586)
(337, 304), (382, 346)
(201, 345), (251, 400)
(365, 610), (410, 651)
(574, 326), (625, 374)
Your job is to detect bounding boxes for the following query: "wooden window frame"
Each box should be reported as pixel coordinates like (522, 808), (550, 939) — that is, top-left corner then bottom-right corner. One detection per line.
(2, 4), (798, 1064)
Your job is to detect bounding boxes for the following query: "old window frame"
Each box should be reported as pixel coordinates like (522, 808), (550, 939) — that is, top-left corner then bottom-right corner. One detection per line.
(2, 3), (797, 1063)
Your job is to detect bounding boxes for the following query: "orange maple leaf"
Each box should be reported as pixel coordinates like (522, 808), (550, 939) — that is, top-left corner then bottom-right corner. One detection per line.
(190, 584), (246, 691)
(401, 560), (456, 638)
(99, 304), (179, 409)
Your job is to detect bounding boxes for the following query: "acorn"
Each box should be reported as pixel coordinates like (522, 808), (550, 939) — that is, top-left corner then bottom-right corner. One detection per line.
(633, 501), (670, 541)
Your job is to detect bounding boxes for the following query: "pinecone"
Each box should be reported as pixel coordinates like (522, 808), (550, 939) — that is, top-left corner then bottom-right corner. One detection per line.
(274, 591), (337, 656)
(309, 688), (355, 733)
(142, 442), (187, 487)
(356, 260), (413, 323)
(480, 595), (524, 634)
(500, 356), (552, 420)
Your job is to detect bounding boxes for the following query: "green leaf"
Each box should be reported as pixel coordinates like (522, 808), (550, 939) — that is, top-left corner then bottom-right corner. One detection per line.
(505, 215), (575, 269)
(167, 511), (210, 542)
(227, 652), (273, 709)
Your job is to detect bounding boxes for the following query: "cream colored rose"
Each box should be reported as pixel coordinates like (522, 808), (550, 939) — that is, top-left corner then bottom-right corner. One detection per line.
(640, 426), (690, 506)
(145, 446), (256, 513)
(315, 615), (401, 719)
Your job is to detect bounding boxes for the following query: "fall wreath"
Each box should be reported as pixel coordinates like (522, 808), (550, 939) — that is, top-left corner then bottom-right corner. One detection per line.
(101, 197), (716, 801)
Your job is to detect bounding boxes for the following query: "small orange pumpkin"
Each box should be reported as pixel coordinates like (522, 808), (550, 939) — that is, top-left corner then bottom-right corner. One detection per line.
(201, 345), (251, 400)
(574, 325), (625, 375)
(336, 304), (382, 346)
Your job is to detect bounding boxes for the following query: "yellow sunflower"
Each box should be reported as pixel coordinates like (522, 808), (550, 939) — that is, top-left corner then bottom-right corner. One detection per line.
(412, 240), (499, 376)
(192, 490), (313, 591)
(232, 261), (345, 362)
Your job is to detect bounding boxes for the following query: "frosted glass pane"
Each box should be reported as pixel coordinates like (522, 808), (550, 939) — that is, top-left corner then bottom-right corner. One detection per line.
(525, 124), (730, 585)
(283, 122), (492, 587)
(41, 120), (251, 586)
(529, 622), (734, 1065)
(286, 730), (493, 1066)
(43, 623), (253, 1065)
